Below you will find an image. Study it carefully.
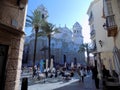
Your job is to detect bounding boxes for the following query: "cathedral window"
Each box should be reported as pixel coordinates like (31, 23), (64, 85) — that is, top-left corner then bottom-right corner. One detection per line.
(42, 14), (44, 19)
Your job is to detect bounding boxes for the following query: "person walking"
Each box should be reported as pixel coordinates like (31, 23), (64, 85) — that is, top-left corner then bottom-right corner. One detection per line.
(80, 67), (85, 82)
(92, 66), (99, 89)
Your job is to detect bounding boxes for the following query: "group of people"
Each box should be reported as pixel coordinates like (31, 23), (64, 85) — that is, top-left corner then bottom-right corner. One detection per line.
(32, 65), (57, 79)
(59, 67), (74, 80)
(32, 65), (75, 80)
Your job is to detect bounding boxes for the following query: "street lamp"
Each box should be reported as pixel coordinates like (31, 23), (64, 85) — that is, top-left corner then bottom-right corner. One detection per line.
(103, 23), (107, 30)
(99, 40), (103, 47)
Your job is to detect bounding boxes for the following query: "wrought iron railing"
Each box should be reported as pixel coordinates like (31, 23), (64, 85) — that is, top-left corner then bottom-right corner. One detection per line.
(106, 15), (117, 29)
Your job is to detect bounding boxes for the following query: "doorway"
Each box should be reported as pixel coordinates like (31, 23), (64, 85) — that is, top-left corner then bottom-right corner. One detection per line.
(0, 44), (9, 90)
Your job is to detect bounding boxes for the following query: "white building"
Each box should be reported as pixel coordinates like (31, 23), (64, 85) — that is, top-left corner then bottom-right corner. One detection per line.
(87, 0), (120, 81)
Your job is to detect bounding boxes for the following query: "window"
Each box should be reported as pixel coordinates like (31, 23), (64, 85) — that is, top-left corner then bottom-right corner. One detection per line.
(117, 0), (120, 13)
(104, 0), (113, 16)
(106, 1), (113, 15)
(89, 12), (94, 21)
(42, 14), (44, 19)
(90, 24), (94, 32)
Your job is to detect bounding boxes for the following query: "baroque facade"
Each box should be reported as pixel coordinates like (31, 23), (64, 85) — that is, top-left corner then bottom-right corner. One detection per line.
(23, 22), (85, 67)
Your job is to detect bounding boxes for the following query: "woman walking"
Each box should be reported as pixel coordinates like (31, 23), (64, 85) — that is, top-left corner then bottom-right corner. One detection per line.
(80, 67), (85, 82)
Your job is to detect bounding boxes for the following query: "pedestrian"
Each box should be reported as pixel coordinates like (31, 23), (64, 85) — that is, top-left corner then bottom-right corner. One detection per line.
(102, 65), (111, 86)
(77, 67), (81, 82)
(80, 67), (85, 82)
(33, 65), (37, 78)
(92, 66), (99, 89)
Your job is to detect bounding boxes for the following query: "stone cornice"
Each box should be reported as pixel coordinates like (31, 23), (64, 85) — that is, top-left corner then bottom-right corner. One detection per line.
(0, 22), (25, 36)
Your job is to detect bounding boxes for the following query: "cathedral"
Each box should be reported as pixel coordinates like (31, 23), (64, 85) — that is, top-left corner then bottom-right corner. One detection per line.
(22, 5), (85, 67)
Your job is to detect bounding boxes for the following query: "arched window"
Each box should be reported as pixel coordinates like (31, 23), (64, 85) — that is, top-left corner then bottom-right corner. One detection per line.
(42, 14), (44, 19)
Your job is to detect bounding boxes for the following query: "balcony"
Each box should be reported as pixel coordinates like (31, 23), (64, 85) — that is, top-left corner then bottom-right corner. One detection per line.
(104, 15), (118, 37)
(90, 29), (95, 38)
(89, 42), (97, 53)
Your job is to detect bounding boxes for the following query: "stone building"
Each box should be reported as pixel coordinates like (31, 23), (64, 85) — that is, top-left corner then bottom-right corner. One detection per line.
(0, 0), (27, 90)
(23, 22), (85, 67)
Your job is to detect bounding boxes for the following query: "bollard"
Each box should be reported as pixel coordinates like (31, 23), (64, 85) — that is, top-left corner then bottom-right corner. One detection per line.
(21, 77), (28, 90)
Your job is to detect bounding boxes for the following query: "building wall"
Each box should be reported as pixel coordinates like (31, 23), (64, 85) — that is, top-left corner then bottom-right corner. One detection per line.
(0, 26), (25, 90)
(0, 0), (27, 90)
(87, 0), (116, 76)
(89, 0), (114, 52)
(101, 51), (114, 70)
(0, 1), (27, 30)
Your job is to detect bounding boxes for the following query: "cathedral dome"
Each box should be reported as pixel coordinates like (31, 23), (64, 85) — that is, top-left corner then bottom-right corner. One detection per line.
(53, 25), (72, 42)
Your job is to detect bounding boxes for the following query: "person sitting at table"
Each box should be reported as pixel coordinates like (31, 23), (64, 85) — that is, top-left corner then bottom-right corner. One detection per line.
(70, 69), (74, 77)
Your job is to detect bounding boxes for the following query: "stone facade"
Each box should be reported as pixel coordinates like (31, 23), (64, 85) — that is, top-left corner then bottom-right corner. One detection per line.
(0, 0), (27, 90)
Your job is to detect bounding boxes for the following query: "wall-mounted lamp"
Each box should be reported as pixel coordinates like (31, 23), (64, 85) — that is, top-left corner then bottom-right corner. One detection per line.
(17, 0), (25, 10)
(99, 40), (103, 47)
(103, 23), (107, 30)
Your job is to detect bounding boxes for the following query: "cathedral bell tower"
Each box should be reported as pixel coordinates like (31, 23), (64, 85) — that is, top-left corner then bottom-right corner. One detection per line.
(72, 22), (83, 44)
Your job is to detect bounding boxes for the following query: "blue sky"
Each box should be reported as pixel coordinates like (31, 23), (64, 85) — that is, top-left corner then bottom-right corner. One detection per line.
(25, 0), (93, 43)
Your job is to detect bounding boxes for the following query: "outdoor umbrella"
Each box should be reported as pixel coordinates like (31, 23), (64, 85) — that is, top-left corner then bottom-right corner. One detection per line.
(50, 58), (53, 69)
(64, 62), (67, 68)
(113, 46), (120, 83)
(46, 59), (48, 69)
(71, 62), (74, 68)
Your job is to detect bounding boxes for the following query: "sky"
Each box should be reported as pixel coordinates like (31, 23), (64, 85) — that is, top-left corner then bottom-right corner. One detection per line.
(25, 0), (93, 43)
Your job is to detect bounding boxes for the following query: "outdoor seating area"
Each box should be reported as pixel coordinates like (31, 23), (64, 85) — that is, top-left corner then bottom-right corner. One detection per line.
(21, 65), (77, 86)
